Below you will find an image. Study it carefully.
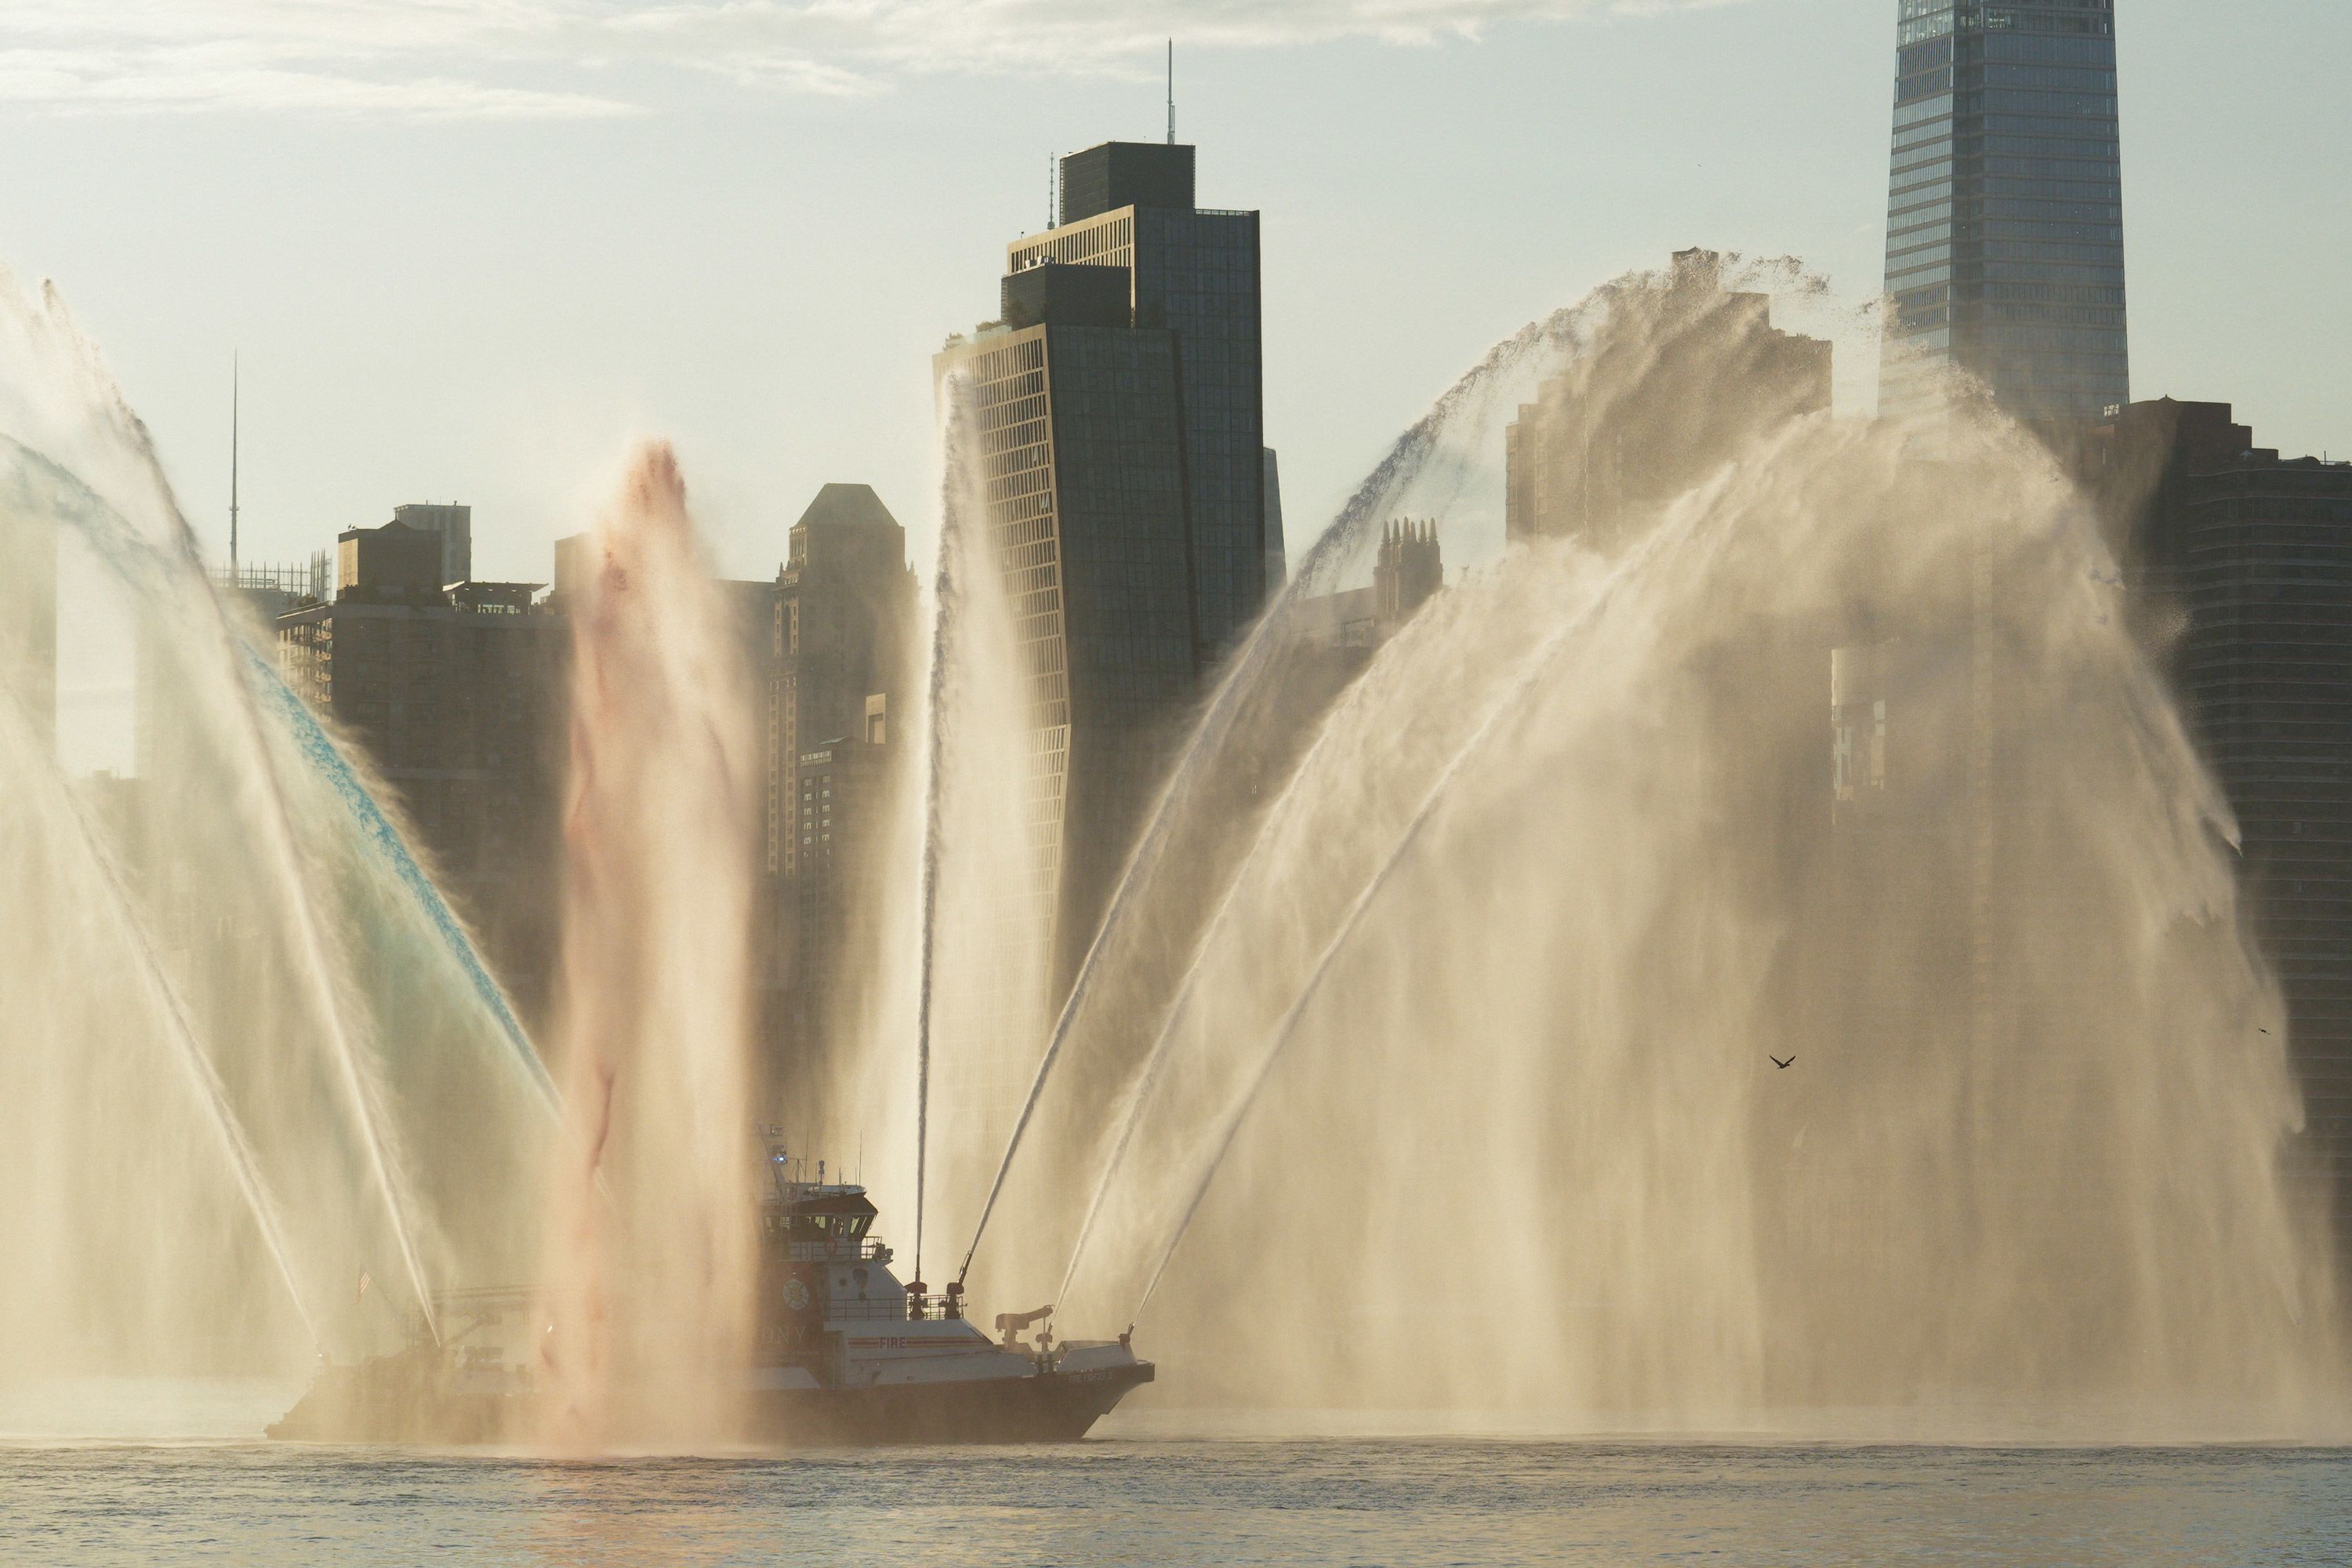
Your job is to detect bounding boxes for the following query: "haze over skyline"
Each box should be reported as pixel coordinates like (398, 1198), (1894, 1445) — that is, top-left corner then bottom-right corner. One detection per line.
(8, 0), (2348, 772)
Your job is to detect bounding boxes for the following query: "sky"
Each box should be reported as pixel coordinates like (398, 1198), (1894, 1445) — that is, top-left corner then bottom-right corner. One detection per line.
(6, 0), (2349, 770)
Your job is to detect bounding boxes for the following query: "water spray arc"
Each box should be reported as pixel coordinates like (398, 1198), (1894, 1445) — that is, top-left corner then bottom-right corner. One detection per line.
(0, 690), (321, 1348)
(248, 652), (557, 1112)
(909, 456), (960, 1292)
(3, 437), (445, 1338)
(953, 303), (1599, 1293)
(1058, 506), (1687, 1308)
(170, 523), (446, 1345)
(0, 274), (561, 1395)
(1122, 514), (1697, 1313)
(931, 260), (2344, 1423)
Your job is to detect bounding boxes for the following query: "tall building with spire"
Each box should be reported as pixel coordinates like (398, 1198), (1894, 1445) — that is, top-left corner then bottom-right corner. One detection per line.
(1879, 0), (2129, 422)
(935, 138), (1266, 990)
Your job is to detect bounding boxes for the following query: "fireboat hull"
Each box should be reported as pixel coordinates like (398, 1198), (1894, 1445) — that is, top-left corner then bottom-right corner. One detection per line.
(266, 1356), (1154, 1447)
(756, 1360), (1154, 1445)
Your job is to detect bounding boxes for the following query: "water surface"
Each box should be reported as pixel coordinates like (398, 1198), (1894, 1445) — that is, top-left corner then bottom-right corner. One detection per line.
(5, 1420), (2349, 1566)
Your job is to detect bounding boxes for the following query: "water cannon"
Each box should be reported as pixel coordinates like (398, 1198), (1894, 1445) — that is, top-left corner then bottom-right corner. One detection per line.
(906, 1279), (927, 1321)
(993, 1304), (1051, 1348)
(944, 1280), (965, 1320)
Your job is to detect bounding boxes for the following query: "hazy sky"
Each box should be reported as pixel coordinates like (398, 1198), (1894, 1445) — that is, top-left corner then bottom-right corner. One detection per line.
(8, 0), (2349, 767)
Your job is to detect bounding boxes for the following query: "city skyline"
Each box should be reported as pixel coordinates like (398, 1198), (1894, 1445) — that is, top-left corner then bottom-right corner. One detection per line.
(9, 2), (2352, 1533)
(24, 4), (2350, 783)
(6, 3), (2343, 608)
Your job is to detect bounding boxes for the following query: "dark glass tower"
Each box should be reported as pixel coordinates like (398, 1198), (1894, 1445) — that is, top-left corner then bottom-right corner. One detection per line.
(2080, 402), (2352, 1254)
(1881, 0), (2130, 422)
(1014, 143), (1269, 656)
(935, 140), (1266, 991)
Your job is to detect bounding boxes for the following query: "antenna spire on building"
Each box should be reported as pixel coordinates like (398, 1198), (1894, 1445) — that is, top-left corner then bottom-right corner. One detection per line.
(229, 351), (240, 575)
(1167, 39), (1174, 145)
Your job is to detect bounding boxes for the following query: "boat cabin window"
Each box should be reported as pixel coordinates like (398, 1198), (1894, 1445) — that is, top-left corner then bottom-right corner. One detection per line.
(765, 1211), (872, 1244)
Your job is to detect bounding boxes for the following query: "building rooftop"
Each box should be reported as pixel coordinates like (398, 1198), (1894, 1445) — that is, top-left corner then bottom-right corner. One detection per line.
(1058, 141), (1195, 225)
(793, 483), (900, 532)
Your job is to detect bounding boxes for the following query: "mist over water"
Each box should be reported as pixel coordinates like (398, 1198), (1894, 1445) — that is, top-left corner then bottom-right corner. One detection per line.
(0, 275), (551, 1405)
(926, 260), (2347, 1432)
(0, 250), (2342, 1449)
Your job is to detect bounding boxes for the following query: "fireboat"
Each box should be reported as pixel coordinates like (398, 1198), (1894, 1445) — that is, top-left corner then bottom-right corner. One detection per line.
(267, 1135), (1154, 1445)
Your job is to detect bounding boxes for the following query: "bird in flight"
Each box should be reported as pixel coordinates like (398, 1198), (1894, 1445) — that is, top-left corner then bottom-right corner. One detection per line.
(1769, 1055), (1795, 1070)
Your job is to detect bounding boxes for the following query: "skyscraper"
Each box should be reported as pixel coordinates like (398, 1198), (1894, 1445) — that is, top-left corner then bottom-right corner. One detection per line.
(792, 695), (897, 1062)
(766, 484), (916, 887)
(761, 485), (915, 1073)
(1880, 0), (2129, 422)
(2078, 399), (2352, 1249)
(935, 139), (1266, 986)
(1016, 140), (1268, 655)
(277, 520), (568, 1018)
(1263, 448), (1287, 594)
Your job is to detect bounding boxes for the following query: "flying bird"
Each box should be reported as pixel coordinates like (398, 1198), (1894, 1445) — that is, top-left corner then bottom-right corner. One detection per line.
(1770, 1055), (1795, 1070)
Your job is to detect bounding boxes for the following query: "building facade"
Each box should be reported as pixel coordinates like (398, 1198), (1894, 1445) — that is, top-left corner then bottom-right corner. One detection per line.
(760, 485), (914, 1072)
(2079, 399), (2352, 1246)
(791, 695), (897, 1054)
(1880, 0), (2129, 422)
(1263, 448), (1288, 594)
(1375, 520), (1443, 625)
(766, 485), (916, 884)
(1016, 140), (1269, 656)
(935, 139), (1267, 988)
(277, 520), (568, 1019)
(389, 503), (473, 588)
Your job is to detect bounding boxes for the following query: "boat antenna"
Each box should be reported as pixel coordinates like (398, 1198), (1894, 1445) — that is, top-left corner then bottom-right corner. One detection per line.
(228, 351), (240, 575)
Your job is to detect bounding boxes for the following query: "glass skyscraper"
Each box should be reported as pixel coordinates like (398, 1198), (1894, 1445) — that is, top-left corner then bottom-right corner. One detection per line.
(1881, 0), (2130, 423)
(935, 140), (1266, 991)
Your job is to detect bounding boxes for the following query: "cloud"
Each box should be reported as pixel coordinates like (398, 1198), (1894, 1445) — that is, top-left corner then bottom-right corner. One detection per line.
(0, 0), (1740, 118)
(0, 49), (644, 118)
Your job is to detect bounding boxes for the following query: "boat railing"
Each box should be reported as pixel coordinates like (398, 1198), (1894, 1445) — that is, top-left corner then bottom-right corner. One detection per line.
(779, 1239), (892, 1264)
(902, 1292), (967, 1323)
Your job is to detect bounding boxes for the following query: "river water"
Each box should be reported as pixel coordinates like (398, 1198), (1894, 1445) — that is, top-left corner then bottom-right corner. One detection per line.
(5, 1406), (2351, 1566)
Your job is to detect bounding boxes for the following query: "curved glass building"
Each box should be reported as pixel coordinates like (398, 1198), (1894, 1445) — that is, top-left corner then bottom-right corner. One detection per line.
(1881, 0), (2130, 422)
